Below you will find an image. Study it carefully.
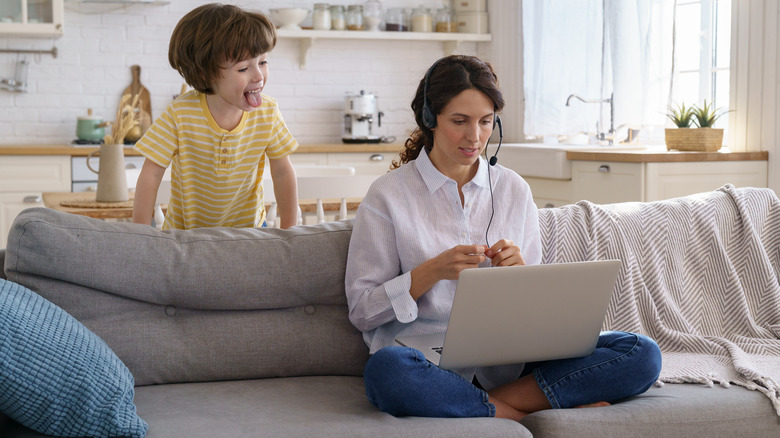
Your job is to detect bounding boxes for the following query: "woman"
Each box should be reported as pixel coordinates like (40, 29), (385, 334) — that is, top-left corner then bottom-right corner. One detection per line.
(345, 55), (661, 421)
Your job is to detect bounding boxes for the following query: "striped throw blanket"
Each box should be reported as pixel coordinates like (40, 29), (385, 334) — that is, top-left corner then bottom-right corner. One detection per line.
(538, 185), (780, 415)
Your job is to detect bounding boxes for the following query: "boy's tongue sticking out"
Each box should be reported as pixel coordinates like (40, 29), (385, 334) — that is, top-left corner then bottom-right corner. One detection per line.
(245, 89), (263, 108)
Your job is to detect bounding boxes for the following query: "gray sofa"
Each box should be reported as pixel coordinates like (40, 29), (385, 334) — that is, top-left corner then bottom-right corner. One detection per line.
(1, 188), (779, 437)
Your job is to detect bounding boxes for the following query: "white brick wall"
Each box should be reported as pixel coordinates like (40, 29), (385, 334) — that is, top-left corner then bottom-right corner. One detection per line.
(0, 0), (491, 145)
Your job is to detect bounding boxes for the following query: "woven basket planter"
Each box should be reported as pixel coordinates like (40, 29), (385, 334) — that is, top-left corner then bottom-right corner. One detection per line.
(665, 128), (723, 152)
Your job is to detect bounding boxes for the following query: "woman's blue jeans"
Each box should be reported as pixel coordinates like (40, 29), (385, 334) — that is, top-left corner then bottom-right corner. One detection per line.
(363, 331), (662, 418)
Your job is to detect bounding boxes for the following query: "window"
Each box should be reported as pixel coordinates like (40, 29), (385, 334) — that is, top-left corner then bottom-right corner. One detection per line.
(672, 0), (731, 129)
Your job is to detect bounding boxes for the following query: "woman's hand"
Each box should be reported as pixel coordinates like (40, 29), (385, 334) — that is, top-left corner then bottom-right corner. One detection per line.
(409, 244), (487, 301)
(485, 239), (526, 267)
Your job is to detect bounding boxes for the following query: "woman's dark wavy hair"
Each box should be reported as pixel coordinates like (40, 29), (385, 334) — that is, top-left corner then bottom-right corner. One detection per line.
(168, 3), (277, 94)
(392, 55), (504, 169)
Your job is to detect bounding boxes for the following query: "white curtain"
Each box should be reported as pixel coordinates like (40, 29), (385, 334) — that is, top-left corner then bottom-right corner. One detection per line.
(523, 0), (675, 140)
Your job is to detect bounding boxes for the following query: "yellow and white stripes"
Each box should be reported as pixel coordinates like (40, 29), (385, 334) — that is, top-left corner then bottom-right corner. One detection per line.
(134, 91), (297, 229)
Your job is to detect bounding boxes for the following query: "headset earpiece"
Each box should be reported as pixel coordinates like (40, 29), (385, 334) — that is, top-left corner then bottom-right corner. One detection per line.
(422, 105), (437, 129)
(421, 58), (443, 130)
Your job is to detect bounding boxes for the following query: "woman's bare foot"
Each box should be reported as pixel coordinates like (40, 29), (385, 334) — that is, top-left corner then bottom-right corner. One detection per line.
(491, 397), (528, 421)
(575, 401), (611, 408)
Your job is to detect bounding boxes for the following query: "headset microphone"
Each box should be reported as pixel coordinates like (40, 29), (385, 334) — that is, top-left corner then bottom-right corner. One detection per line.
(489, 115), (503, 166)
(485, 114), (503, 248)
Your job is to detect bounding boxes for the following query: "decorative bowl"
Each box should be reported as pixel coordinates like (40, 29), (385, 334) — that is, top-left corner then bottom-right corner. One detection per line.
(269, 8), (309, 31)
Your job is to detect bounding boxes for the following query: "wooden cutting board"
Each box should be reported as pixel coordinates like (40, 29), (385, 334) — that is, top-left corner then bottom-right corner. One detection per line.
(122, 65), (152, 142)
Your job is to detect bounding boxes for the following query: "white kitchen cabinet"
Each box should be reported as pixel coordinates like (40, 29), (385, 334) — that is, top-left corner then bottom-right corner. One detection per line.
(0, 155), (70, 248)
(570, 160), (768, 205)
(290, 151), (399, 177)
(290, 153), (328, 166)
(571, 161), (645, 205)
(523, 177), (573, 209)
(0, 0), (63, 37)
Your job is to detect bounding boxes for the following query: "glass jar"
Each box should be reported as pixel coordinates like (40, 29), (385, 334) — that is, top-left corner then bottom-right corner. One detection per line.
(435, 7), (456, 33)
(329, 5), (346, 30)
(347, 5), (364, 30)
(411, 6), (433, 33)
(363, 0), (383, 31)
(384, 7), (407, 31)
(313, 3), (331, 30)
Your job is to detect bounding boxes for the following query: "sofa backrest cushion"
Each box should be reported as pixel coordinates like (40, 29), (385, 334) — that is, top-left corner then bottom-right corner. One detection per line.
(4, 208), (368, 386)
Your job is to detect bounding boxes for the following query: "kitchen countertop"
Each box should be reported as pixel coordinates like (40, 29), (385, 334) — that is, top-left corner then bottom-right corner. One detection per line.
(0, 143), (765, 162)
(0, 143), (404, 156)
(566, 145), (768, 162)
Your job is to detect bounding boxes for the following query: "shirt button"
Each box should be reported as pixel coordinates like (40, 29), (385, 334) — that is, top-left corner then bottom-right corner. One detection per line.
(221, 160), (226, 164)
(222, 148), (227, 153)
(461, 232), (467, 238)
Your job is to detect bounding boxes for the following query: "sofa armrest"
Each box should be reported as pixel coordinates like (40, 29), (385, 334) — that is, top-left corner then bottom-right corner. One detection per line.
(0, 249), (6, 280)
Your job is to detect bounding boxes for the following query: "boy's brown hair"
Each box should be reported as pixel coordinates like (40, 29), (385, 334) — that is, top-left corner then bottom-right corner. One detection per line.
(168, 3), (277, 94)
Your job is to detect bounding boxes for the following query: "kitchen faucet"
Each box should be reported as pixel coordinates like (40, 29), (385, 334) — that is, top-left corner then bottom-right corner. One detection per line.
(565, 92), (614, 145)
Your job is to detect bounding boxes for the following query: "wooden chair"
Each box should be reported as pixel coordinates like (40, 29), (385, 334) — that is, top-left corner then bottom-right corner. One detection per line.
(264, 165), (378, 226)
(126, 168), (171, 229)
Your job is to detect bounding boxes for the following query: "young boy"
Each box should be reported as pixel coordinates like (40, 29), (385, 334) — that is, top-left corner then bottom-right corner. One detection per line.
(132, 3), (298, 230)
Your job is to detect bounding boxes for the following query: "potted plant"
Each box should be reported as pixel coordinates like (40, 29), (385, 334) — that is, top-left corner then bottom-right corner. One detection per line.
(666, 102), (695, 128)
(665, 101), (726, 152)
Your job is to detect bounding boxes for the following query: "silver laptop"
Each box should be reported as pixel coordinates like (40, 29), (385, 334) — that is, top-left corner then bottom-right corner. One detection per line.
(395, 260), (621, 370)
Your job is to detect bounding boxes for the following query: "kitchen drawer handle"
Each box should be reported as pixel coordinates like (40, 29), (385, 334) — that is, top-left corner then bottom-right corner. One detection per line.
(23, 195), (42, 203)
(598, 164), (611, 173)
(370, 154), (384, 161)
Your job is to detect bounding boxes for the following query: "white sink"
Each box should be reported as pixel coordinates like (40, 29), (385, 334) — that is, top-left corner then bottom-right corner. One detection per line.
(497, 143), (587, 180)
(498, 143), (645, 180)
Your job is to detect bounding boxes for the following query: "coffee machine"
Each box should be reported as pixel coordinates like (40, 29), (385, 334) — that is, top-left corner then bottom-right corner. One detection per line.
(342, 90), (383, 143)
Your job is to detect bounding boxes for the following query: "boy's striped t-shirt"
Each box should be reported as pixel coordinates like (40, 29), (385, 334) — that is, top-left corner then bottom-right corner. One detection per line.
(134, 91), (297, 230)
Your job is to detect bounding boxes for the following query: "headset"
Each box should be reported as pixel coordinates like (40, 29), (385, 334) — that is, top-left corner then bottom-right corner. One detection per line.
(421, 58), (504, 247)
(422, 58), (503, 167)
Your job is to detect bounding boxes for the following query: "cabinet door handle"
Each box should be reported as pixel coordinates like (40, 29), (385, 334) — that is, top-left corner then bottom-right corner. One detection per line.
(23, 195), (42, 203)
(370, 154), (384, 161)
(598, 164), (611, 173)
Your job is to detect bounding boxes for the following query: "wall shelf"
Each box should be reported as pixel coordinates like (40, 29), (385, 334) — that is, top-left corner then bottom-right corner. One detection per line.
(277, 29), (492, 69)
(65, 0), (169, 4)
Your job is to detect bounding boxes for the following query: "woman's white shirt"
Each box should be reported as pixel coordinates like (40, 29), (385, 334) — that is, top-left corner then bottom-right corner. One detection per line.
(345, 148), (542, 389)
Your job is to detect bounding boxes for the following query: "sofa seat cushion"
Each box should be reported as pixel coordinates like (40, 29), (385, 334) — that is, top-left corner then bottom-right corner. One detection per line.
(2, 375), (530, 438)
(521, 383), (780, 437)
(128, 376), (531, 438)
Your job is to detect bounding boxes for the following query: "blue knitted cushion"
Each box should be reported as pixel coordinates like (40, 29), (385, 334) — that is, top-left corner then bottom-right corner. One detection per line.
(0, 279), (148, 438)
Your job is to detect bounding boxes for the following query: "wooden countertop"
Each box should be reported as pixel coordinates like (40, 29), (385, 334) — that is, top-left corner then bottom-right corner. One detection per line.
(42, 191), (362, 220)
(566, 146), (768, 163)
(0, 143), (404, 156)
(2, 143), (765, 163)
